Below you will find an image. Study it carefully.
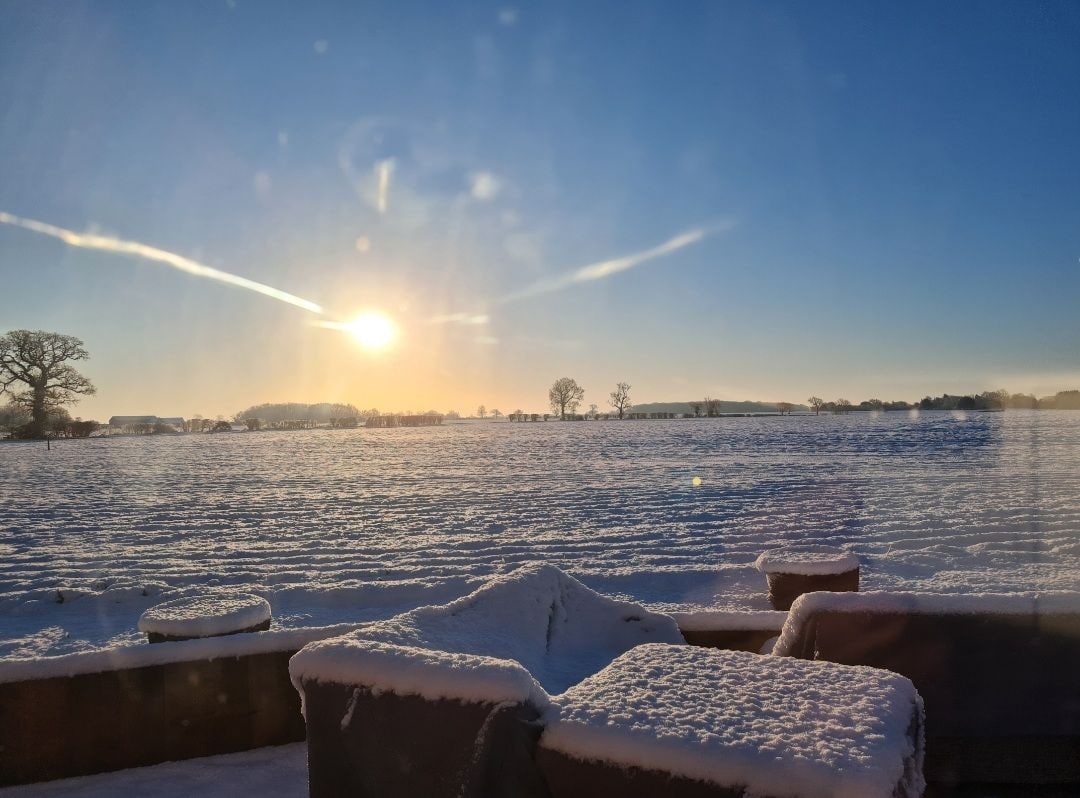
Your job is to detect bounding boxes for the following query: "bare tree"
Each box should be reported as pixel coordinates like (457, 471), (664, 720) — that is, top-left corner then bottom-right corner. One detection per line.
(835, 398), (853, 414)
(688, 401), (703, 418)
(491, 408), (502, 419)
(0, 330), (96, 438)
(588, 403), (598, 419)
(608, 382), (632, 419)
(548, 377), (585, 419)
(477, 405), (486, 419)
(807, 396), (825, 415)
(704, 396), (722, 417)
(776, 401), (794, 415)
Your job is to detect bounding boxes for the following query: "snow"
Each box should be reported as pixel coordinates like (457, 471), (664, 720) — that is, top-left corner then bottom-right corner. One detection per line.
(773, 589), (1080, 657)
(290, 564), (683, 702)
(672, 609), (788, 632)
(3, 411), (1080, 659)
(541, 644), (925, 798)
(138, 593), (271, 638)
(290, 638), (548, 707)
(754, 545), (859, 576)
(0, 623), (355, 684)
(0, 744), (306, 798)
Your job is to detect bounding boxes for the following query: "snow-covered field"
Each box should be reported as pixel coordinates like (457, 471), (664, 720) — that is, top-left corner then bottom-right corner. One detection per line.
(1, 411), (1078, 660)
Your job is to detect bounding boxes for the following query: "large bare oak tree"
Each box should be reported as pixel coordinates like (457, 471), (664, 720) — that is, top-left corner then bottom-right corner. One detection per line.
(0, 330), (96, 437)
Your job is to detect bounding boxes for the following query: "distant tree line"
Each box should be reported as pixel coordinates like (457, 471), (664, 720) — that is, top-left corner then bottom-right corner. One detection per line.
(230, 403), (456, 430)
(916, 391), (1007, 411)
(0, 404), (100, 439)
(916, 390), (1080, 411)
(1037, 390), (1080, 409)
(233, 402), (364, 425)
(800, 390), (1080, 414)
(523, 383), (1080, 421)
(687, 397), (728, 417)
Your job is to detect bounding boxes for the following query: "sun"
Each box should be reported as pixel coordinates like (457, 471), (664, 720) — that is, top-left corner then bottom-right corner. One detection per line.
(344, 311), (398, 351)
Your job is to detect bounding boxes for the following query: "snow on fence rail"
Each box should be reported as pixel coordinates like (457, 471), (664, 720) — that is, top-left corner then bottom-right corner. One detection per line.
(775, 589), (1080, 656)
(0, 623), (359, 788)
(0, 622), (356, 685)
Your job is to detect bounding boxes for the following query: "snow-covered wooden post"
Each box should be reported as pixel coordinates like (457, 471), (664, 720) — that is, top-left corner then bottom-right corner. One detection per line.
(138, 593), (272, 643)
(538, 644), (924, 798)
(754, 545), (859, 611)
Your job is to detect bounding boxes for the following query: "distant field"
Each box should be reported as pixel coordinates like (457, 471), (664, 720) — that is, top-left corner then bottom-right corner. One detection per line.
(1, 411), (1078, 659)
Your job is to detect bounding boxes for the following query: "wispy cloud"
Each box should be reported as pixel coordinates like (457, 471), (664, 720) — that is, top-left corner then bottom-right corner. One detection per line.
(0, 211), (324, 314)
(496, 222), (730, 305)
(427, 312), (490, 326)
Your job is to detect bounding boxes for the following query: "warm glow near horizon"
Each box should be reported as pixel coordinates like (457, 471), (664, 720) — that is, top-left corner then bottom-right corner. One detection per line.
(343, 311), (398, 352)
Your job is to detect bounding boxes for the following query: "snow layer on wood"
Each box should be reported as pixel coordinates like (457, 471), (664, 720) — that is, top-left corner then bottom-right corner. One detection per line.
(0, 743), (306, 798)
(290, 638), (548, 707)
(0, 623), (357, 685)
(754, 545), (859, 576)
(290, 563), (683, 700)
(672, 609), (788, 632)
(774, 589), (1080, 657)
(542, 644), (924, 798)
(137, 593), (271, 637)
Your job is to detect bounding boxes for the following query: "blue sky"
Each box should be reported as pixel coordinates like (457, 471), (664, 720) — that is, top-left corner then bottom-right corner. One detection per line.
(1, 1), (1078, 417)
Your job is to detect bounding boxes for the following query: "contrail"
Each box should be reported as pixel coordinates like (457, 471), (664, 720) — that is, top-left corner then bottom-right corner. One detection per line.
(496, 222), (728, 305)
(0, 210), (324, 315)
(428, 221), (733, 326)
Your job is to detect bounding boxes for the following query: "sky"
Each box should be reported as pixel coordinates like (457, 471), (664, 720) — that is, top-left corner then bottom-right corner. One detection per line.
(1, 0), (1078, 419)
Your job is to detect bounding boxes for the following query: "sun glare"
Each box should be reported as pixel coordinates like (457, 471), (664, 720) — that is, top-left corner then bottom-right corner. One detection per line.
(345, 311), (398, 351)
